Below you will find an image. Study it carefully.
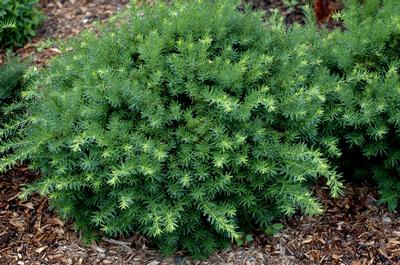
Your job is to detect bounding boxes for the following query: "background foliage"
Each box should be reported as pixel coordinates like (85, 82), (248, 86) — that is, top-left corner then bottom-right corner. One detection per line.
(318, 0), (400, 211)
(0, 0), (43, 47)
(0, 52), (29, 123)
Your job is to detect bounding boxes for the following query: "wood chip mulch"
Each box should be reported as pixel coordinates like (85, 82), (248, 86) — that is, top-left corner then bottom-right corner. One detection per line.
(0, 0), (129, 66)
(1, 167), (399, 265)
(0, 167), (275, 265)
(264, 184), (400, 265)
(247, 0), (343, 25)
(246, 0), (309, 25)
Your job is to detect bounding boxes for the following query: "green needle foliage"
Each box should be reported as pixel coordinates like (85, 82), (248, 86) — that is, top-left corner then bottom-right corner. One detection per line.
(3, 0), (399, 259)
(0, 52), (29, 123)
(0, 0), (342, 258)
(0, 0), (43, 47)
(318, 0), (400, 211)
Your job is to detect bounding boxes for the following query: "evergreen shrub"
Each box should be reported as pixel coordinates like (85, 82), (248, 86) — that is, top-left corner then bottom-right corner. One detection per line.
(0, 0), (343, 258)
(0, 0), (43, 47)
(0, 52), (29, 123)
(318, 0), (400, 211)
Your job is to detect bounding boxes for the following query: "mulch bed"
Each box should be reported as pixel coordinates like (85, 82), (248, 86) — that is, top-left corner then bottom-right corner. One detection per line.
(1, 167), (399, 265)
(0, 0), (129, 66)
(246, 0), (309, 24)
(1, 0), (400, 264)
(270, 184), (400, 264)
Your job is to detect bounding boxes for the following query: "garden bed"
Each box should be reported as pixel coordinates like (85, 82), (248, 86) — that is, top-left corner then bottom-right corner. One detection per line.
(1, 0), (400, 264)
(1, 167), (399, 264)
(0, 0), (129, 66)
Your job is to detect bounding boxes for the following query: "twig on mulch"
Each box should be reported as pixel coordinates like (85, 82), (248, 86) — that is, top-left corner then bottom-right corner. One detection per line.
(102, 238), (132, 251)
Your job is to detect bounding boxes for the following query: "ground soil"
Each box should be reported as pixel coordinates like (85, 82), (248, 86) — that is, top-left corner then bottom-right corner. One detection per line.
(1, 0), (400, 264)
(0, 0), (129, 66)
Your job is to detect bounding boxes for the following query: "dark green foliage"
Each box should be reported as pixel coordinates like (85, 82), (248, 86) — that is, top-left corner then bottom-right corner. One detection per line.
(0, 0), (342, 258)
(0, 52), (29, 121)
(3, 0), (399, 259)
(0, 0), (43, 47)
(318, 0), (400, 211)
